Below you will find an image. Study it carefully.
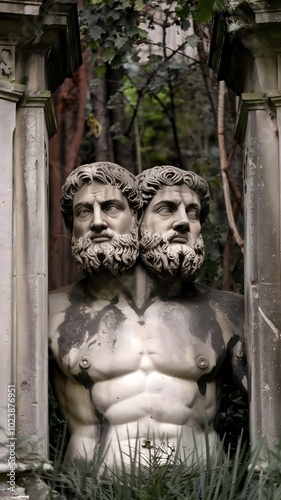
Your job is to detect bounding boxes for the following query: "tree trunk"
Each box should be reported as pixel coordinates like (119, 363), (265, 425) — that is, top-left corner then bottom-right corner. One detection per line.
(49, 52), (88, 290)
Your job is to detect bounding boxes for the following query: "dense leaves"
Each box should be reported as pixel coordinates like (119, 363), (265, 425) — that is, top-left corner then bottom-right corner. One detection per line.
(194, 0), (225, 23)
(80, 0), (149, 69)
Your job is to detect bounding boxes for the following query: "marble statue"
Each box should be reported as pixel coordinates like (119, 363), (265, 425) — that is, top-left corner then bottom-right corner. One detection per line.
(49, 162), (247, 473)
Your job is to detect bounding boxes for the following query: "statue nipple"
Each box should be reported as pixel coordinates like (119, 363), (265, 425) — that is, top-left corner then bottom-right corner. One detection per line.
(79, 356), (91, 369)
(196, 356), (209, 369)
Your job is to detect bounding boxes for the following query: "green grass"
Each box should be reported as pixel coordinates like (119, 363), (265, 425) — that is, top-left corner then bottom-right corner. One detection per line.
(43, 436), (281, 500)
(47, 383), (281, 499)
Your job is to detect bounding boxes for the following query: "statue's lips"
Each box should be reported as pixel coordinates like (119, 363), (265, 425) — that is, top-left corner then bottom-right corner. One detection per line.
(90, 234), (113, 243)
(170, 236), (190, 244)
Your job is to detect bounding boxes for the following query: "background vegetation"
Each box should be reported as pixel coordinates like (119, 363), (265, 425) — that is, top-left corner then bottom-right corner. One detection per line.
(49, 0), (243, 293)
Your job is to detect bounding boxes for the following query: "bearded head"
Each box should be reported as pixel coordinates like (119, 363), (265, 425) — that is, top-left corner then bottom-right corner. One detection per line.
(137, 166), (210, 281)
(71, 221), (139, 276)
(61, 162), (142, 276)
(139, 228), (205, 280)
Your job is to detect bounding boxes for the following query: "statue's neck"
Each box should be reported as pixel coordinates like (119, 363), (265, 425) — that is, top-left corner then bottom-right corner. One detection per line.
(83, 262), (186, 308)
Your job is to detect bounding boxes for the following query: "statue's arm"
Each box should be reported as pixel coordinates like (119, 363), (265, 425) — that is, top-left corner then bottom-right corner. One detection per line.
(49, 357), (69, 423)
(50, 358), (100, 437)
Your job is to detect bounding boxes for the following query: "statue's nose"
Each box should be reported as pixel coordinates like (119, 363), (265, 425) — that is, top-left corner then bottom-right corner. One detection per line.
(172, 219), (190, 232)
(172, 206), (190, 232)
(90, 208), (108, 232)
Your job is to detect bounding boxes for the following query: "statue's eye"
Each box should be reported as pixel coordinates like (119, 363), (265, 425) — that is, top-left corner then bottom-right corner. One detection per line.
(157, 206), (173, 216)
(77, 207), (91, 217)
(187, 209), (199, 220)
(105, 204), (120, 215)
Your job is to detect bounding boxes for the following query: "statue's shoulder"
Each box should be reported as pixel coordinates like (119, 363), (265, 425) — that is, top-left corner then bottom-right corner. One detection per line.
(48, 279), (91, 342)
(49, 283), (74, 309)
(191, 283), (244, 323)
(50, 282), (77, 297)
(49, 279), (88, 315)
(192, 282), (243, 302)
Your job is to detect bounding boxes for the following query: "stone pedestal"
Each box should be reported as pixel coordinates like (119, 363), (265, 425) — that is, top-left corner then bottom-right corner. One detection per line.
(210, 1), (281, 461)
(0, 1), (81, 497)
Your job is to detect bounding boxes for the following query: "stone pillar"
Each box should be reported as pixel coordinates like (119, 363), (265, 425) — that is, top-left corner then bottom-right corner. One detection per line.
(0, 81), (27, 500)
(0, 1), (81, 497)
(14, 92), (55, 464)
(210, 1), (281, 461)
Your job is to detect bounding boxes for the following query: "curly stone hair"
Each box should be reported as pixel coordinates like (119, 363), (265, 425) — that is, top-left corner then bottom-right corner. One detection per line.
(61, 162), (142, 233)
(136, 166), (210, 223)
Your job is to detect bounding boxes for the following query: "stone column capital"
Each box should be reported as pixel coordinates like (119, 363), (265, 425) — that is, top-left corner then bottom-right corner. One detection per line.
(209, 2), (281, 94)
(20, 90), (57, 138)
(0, 0), (82, 92)
(0, 80), (25, 101)
(234, 92), (266, 142)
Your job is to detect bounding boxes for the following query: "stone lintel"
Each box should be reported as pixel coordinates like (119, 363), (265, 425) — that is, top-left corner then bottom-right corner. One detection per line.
(20, 91), (57, 138)
(235, 91), (281, 143)
(0, 0), (40, 16)
(235, 92), (268, 142)
(255, 10), (281, 23)
(268, 94), (281, 107)
(0, 80), (25, 102)
(0, 0), (82, 92)
(39, 0), (82, 90)
(224, 1), (281, 26)
(209, 3), (281, 94)
(248, 0), (281, 24)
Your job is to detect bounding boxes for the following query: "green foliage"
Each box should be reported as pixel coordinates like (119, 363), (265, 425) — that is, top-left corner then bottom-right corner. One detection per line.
(81, 0), (221, 170)
(79, 0), (243, 291)
(80, 0), (227, 68)
(194, 0), (225, 24)
(44, 436), (281, 500)
(80, 0), (149, 69)
(80, 1), (197, 70)
(118, 64), (218, 166)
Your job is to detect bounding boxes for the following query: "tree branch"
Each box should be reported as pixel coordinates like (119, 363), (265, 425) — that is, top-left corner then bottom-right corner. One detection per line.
(124, 40), (193, 138)
(218, 80), (244, 253)
(194, 21), (218, 124)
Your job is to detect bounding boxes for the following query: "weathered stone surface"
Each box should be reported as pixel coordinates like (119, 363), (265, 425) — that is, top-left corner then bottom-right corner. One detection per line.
(0, 0), (81, 91)
(210, 0), (281, 460)
(0, 483), (28, 500)
(0, 0), (81, 496)
(0, 85), (24, 462)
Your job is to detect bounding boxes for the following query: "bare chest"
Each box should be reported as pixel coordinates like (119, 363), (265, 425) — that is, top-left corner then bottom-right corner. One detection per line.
(50, 296), (227, 383)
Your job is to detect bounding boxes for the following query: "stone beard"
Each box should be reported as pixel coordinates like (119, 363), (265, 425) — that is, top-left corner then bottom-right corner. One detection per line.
(139, 228), (205, 280)
(71, 224), (139, 275)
